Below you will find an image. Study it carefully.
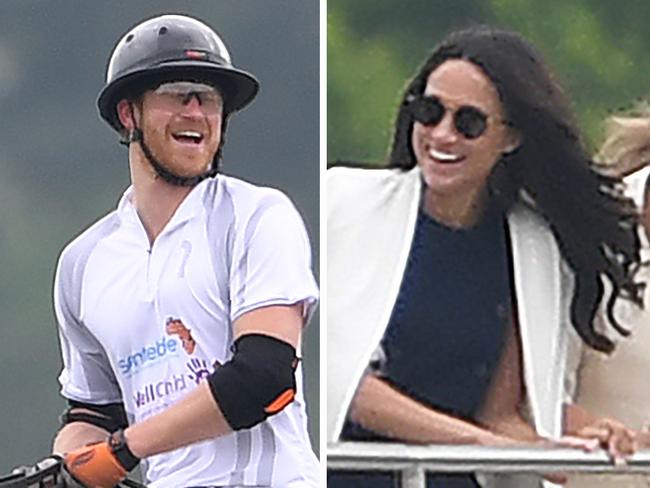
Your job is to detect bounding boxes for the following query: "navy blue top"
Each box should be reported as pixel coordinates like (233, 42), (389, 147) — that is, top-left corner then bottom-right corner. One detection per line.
(329, 200), (512, 488)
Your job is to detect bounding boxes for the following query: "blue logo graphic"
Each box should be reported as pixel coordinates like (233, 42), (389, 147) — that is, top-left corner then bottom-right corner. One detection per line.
(118, 336), (179, 375)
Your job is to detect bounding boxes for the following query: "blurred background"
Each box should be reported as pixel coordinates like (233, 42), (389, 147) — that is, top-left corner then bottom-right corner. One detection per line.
(0, 0), (319, 472)
(328, 0), (650, 163)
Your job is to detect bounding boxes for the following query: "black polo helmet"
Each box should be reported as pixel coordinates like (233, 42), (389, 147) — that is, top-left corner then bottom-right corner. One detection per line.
(97, 14), (259, 132)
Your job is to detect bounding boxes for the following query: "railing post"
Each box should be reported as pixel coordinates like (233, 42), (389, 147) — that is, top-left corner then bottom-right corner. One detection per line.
(400, 465), (426, 488)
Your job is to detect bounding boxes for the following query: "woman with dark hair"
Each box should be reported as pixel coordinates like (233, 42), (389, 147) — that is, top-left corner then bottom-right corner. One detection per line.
(327, 25), (643, 488)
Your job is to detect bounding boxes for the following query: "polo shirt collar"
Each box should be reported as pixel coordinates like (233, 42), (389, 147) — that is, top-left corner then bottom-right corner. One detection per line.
(116, 178), (213, 233)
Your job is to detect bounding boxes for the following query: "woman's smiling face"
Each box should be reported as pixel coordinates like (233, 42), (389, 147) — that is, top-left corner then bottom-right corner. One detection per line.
(411, 59), (519, 203)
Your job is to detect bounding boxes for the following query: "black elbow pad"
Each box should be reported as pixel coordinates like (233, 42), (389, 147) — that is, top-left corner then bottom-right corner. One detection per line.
(207, 333), (298, 430)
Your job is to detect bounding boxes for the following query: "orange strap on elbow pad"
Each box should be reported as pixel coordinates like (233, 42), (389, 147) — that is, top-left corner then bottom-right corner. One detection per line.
(264, 388), (295, 414)
(64, 442), (127, 488)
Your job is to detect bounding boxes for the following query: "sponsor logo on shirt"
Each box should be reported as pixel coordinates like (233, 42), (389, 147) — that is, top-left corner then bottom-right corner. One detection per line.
(125, 316), (223, 410)
(133, 358), (218, 408)
(117, 336), (180, 376)
(133, 372), (188, 407)
(117, 317), (198, 376)
(165, 317), (196, 354)
(186, 357), (211, 383)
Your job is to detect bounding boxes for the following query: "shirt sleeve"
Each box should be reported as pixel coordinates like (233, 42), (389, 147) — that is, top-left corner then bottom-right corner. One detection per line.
(54, 249), (123, 404)
(229, 191), (319, 323)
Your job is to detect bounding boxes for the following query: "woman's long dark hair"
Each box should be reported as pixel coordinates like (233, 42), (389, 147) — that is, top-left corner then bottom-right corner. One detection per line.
(389, 26), (643, 353)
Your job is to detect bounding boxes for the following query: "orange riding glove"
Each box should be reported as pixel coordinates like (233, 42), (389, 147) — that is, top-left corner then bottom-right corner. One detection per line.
(63, 429), (139, 488)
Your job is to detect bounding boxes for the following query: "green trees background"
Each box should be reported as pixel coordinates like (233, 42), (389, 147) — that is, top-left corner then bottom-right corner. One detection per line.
(329, 0), (650, 164)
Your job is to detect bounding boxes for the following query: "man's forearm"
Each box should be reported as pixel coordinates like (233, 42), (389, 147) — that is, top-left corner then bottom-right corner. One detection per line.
(52, 386), (228, 459)
(125, 381), (232, 458)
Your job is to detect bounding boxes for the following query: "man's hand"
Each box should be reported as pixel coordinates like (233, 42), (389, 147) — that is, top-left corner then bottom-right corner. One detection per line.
(61, 463), (93, 488)
(63, 430), (139, 488)
(64, 442), (126, 488)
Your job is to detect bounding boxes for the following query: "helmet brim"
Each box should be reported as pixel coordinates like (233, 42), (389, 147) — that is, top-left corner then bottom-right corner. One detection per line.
(97, 61), (259, 131)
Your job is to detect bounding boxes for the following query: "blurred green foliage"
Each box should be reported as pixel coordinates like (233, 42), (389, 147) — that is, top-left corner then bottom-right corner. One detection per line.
(328, 0), (650, 164)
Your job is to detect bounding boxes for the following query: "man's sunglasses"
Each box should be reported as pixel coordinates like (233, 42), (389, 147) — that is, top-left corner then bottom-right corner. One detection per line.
(152, 81), (223, 113)
(406, 94), (493, 140)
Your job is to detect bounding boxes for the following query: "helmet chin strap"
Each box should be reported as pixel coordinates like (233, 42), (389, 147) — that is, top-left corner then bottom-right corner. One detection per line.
(127, 106), (218, 187)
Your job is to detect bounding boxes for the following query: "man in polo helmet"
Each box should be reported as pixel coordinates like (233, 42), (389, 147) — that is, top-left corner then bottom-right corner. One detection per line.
(51, 14), (319, 488)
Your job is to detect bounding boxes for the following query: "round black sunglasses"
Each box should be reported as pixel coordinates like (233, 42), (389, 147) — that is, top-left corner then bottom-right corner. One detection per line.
(406, 94), (491, 140)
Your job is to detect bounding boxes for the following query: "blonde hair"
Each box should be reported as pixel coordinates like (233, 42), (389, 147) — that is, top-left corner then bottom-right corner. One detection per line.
(597, 105), (650, 177)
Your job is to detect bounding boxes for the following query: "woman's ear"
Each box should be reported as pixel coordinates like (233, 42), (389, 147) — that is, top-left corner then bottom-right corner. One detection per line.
(503, 127), (521, 155)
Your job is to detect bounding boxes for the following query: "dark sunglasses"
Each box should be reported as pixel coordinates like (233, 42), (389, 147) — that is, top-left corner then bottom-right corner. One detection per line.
(406, 94), (492, 140)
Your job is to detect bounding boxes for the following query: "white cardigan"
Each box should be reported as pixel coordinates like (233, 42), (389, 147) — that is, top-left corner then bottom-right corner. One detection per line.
(327, 165), (578, 446)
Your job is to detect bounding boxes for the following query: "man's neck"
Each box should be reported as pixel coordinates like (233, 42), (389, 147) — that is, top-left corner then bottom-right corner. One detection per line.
(130, 154), (194, 245)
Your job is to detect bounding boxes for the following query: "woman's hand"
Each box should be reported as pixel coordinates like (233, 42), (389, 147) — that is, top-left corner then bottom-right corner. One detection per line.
(564, 403), (638, 463)
(629, 425), (650, 450)
(569, 417), (637, 464)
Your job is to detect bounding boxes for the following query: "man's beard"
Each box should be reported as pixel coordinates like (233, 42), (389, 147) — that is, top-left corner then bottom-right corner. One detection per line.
(131, 127), (219, 187)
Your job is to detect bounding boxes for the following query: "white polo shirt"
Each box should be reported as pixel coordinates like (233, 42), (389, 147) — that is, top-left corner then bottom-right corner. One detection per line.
(54, 175), (319, 488)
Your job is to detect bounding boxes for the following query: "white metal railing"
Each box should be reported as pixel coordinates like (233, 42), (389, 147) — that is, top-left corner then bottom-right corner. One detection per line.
(328, 442), (650, 488)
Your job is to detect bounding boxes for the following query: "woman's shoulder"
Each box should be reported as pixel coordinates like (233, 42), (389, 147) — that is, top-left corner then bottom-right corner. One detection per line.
(327, 162), (415, 196)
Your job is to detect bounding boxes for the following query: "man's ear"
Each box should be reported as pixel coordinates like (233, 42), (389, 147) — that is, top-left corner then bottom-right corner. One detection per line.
(116, 100), (136, 131)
